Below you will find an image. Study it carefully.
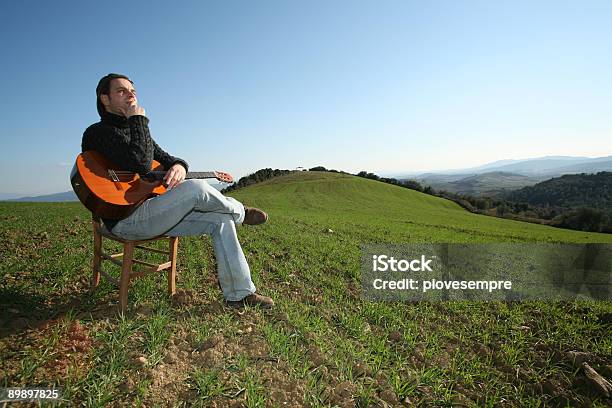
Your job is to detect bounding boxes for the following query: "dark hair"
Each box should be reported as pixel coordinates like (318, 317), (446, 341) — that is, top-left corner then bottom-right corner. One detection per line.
(96, 73), (133, 117)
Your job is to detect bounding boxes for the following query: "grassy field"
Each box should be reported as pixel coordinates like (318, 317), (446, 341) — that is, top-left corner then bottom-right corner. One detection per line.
(1, 171), (611, 407)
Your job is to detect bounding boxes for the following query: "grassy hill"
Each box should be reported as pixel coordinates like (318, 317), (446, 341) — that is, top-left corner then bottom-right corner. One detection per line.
(1, 171), (611, 407)
(230, 171), (611, 243)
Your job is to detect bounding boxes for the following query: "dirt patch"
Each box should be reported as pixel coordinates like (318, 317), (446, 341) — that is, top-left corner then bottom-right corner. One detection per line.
(43, 320), (93, 378)
(171, 288), (199, 307)
(0, 318), (94, 388)
(258, 365), (305, 407)
(325, 380), (357, 407)
(111, 303), (310, 407)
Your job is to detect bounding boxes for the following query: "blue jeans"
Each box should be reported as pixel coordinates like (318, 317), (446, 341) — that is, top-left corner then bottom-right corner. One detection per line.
(108, 179), (256, 301)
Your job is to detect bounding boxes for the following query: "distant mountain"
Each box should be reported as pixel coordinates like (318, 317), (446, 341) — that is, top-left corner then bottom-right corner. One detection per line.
(544, 160), (612, 176)
(400, 155), (612, 179)
(8, 191), (78, 202)
(428, 171), (544, 196)
(3, 181), (226, 203)
(405, 155), (612, 196)
(421, 172), (545, 196)
(412, 173), (472, 184)
(482, 156), (611, 175)
(0, 192), (25, 201)
(461, 158), (532, 172)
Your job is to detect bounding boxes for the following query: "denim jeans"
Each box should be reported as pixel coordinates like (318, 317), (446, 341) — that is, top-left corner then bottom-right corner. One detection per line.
(108, 179), (256, 301)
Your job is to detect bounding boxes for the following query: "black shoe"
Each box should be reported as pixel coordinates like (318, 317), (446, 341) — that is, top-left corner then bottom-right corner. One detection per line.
(225, 293), (274, 309)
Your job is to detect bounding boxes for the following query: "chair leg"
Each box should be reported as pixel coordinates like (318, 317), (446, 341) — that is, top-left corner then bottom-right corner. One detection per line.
(92, 222), (102, 288)
(168, 237), (178, 295)
(119, 242), (135, 313)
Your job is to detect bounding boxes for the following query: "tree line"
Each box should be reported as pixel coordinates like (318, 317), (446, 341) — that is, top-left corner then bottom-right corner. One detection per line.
(221, 168), (293, 193)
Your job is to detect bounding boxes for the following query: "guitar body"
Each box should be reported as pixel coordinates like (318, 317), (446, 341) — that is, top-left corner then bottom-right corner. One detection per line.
(71, 151), (168, 219)
(71, 151), (233, 220)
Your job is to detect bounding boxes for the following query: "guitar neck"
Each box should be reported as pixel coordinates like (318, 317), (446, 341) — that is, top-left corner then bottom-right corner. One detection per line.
(146, 171), (217, 180)
(185, 171), (218, 180)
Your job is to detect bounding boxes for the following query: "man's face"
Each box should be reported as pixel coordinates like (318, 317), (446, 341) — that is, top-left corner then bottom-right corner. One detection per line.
(100, 78), (137, 116)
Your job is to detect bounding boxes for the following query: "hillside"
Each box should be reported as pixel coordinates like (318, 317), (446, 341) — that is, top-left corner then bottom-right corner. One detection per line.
(1, 171), (611, 407)
(506, 171), (612, 212)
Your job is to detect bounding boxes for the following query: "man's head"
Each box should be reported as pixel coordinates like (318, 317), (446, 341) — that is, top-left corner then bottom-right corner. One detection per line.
(96, 73), (137, 117)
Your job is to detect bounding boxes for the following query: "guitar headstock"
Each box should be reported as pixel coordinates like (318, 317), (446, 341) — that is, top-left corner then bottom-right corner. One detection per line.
(214, 171), (234, 183)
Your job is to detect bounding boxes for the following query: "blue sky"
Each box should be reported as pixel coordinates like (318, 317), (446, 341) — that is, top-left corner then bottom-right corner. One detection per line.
(1, 0), (611, 195)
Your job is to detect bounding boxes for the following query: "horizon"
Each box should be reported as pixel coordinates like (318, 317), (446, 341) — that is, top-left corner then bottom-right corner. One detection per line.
(2, 153), (610, 199)
(2, 1), (611, 195)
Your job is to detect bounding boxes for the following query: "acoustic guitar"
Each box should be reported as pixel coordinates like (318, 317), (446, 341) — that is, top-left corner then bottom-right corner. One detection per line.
(71, 150), (233, 219)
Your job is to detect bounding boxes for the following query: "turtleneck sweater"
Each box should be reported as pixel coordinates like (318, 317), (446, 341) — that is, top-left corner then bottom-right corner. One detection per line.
(81, 111), (189, 230)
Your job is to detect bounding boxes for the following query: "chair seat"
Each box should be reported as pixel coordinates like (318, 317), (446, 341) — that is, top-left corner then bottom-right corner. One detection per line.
(98, 224), (172, 244)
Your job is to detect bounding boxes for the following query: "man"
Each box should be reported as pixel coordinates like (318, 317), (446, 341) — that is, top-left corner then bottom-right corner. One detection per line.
(82, 73), (273, 309)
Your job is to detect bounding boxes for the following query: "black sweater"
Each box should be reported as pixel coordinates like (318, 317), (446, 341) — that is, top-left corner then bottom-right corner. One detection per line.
(82, 111), (189, 230)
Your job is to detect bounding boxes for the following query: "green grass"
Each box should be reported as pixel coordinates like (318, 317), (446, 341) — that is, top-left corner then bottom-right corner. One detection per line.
(1, 171), (611, 407)
(189, 368), (227, 404)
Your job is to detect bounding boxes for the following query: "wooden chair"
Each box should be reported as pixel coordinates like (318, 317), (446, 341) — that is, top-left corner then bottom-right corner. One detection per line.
(91, 217), (179, 312)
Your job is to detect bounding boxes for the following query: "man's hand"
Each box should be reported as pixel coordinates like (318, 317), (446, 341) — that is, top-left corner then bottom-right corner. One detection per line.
(125, 103), (146, 118)
(164, 163), (187, 189)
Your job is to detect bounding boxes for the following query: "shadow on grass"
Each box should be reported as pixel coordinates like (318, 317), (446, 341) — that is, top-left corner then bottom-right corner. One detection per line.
(0, 285), (104, 339)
